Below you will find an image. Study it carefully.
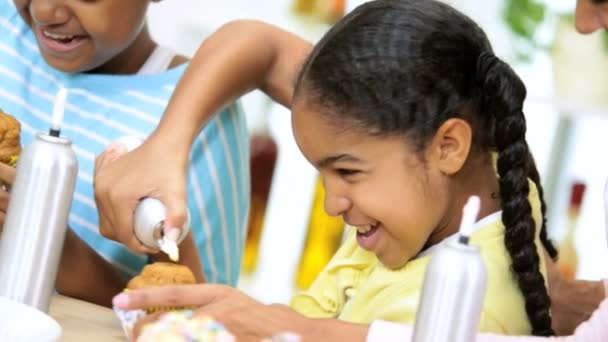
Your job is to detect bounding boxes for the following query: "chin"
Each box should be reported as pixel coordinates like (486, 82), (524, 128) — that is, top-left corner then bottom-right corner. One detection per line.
(41, 57), (86, 73)
(378, 255), (409, 270)
(39, 52), (96, 73)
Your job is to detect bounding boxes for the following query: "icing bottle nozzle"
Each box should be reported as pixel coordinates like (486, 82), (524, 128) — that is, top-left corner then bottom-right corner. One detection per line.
(457, 195), (481, 245)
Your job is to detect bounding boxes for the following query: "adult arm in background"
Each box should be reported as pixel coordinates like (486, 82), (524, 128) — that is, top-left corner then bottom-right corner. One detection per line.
(543, 250), (605, 335)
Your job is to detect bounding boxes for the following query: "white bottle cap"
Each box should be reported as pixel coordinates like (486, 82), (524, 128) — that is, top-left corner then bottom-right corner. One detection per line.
(133, 197), (190, 249)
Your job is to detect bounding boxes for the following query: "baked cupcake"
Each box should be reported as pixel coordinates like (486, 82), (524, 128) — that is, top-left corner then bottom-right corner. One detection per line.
(0, 109), (21, 167)
(126, 262), (196, 314)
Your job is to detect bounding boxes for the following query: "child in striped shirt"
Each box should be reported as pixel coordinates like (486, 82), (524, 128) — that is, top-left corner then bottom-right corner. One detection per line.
(0, 0), (249, 306)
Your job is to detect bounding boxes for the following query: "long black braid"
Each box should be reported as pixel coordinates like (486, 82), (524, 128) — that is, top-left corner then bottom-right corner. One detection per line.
(477, 53), (553, 335)
(527, 154), (558, 260)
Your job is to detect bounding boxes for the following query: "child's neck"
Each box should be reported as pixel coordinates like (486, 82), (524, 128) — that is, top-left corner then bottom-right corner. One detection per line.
(425, 154), (501, 248)
(89, 25), (157, 75)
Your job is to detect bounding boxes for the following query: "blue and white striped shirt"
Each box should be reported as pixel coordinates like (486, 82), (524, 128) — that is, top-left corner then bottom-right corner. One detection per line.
(0, 0), (250, 285)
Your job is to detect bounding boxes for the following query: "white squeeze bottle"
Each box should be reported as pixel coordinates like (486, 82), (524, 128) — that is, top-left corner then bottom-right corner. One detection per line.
(412, 195), (487, 342)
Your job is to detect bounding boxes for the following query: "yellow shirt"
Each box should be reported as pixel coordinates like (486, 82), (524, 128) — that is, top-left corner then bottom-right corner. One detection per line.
(290, 182), (547, 335)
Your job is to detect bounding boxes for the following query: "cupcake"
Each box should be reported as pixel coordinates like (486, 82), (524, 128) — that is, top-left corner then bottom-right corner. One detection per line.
(0, 109), (21, 167)
(126, 262), (197, 314)
(137, 311), (236, 342)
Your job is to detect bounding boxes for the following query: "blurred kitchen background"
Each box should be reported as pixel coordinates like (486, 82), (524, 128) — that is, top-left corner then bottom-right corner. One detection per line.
(147, 0), (608, 304)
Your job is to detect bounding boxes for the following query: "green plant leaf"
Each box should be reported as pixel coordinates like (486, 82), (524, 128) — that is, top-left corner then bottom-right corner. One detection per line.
(502, 0), (548, 60)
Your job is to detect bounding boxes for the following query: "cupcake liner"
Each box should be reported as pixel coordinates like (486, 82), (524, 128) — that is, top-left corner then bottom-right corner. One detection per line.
(112, 306), (147, 338)
(262, 332), (302, 342)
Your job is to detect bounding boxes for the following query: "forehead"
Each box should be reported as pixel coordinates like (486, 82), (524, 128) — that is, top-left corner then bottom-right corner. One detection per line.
(292, 102), (337, 134)
(291, 103), (358, 157)
(291, 102), (414, 165)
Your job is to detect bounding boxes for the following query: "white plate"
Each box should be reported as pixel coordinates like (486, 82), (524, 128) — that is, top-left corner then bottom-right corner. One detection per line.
(0, 296), (62, 341)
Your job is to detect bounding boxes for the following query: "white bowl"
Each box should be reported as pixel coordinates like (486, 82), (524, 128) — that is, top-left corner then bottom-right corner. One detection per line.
(0, 296), (62, 341)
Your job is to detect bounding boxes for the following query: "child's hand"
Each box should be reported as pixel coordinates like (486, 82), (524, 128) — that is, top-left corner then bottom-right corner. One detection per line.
(94, 135), (189, 254)
(113, 284), (312, 341)
(0, 162), (15, 234)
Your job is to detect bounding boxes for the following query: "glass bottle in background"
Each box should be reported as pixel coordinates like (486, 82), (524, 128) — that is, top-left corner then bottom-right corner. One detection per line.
(295, 176), (345, 290)
(292, 0), (346, 24)
(241, 110), (278, 274)
(557, 181), (586, 280)
(292, 0), (316, 15)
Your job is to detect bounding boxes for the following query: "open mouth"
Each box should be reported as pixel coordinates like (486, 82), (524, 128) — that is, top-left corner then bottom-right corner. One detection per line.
(355, 222), (382, 251)
(356, 223), (380, 238)
(37, 27), (87, 53)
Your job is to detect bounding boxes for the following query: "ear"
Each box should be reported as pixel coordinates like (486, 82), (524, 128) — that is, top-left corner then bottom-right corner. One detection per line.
(427, 118), (472, 175)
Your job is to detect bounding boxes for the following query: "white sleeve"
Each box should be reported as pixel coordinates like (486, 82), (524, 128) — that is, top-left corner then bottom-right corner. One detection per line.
(366, 320), (413, 342)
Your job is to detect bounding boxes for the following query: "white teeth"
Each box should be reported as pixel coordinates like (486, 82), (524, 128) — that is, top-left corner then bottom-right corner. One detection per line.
(356, 225), (373, 234)
(43, 30), (74, 40)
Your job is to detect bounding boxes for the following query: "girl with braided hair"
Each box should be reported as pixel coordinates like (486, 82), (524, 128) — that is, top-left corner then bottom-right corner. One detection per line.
(111, 0), (573, 338)
(285, 0), (555, 336)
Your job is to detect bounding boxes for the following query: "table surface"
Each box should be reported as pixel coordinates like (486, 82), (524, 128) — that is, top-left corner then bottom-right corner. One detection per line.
(49, 295), (126, 342)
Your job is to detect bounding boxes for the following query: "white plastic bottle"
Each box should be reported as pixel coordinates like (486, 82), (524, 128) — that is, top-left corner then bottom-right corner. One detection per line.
(412, 196), (487, 342)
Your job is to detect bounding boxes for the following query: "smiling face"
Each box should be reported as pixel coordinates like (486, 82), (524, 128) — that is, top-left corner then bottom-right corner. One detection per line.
(575, 0), (608, 33)
(291, 101), (458, 269)
(14, 0), (156, 73)
(287, 0), (508, 269)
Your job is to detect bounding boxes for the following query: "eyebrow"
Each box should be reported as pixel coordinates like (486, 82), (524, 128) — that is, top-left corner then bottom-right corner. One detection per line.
(593, 0), (608, 4)
(316, 154), (365, 168)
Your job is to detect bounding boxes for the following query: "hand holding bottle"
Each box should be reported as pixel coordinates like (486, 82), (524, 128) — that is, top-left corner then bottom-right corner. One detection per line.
(94, 133), (189, 254)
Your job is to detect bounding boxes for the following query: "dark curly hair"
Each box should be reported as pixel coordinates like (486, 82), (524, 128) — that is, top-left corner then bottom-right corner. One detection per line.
(294, 0), (556, 336)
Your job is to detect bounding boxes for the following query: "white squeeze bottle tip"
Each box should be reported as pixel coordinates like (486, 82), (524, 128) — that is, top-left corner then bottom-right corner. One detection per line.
(50, 87), (68, 137)
(158, 239), (179, 262)
(458, 195), (481, 243)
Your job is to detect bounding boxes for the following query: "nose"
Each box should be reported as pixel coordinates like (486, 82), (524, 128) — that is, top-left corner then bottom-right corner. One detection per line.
(575, 0), (607, 34)
(29, 0), (69, 27)
(322, 178), (351, 217)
